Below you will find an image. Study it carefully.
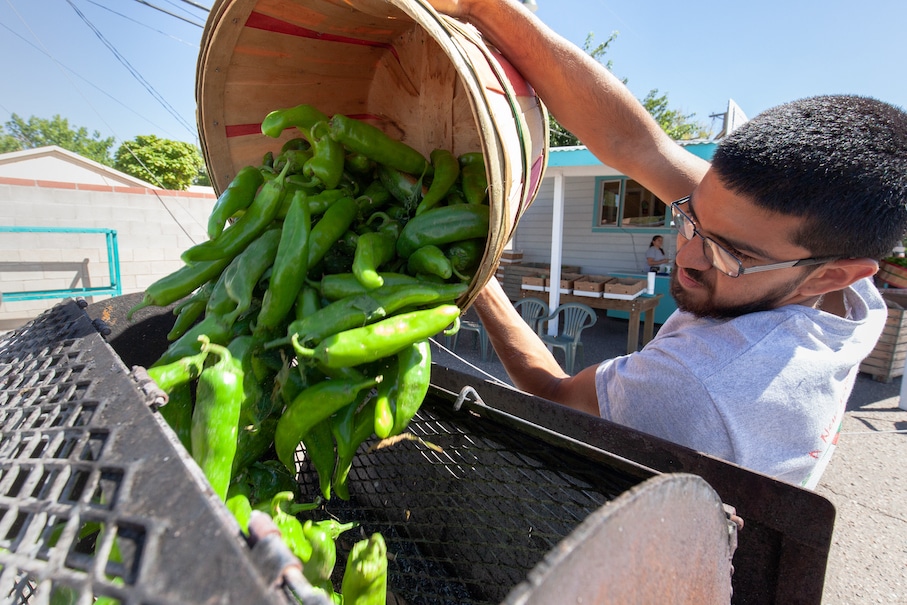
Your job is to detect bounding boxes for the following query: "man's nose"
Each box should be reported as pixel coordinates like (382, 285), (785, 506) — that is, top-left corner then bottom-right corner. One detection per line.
(674, 233), (711, 271)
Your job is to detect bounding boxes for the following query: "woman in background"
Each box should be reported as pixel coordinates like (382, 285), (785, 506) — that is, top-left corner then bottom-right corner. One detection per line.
(646, 235), (670, 271)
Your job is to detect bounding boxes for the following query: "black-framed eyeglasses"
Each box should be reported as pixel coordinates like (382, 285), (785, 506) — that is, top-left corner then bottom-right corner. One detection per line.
(670, 196), (837, 278)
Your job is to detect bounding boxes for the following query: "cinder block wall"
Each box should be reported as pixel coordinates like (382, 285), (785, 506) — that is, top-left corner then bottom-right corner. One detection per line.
(0, 177), (215, 331)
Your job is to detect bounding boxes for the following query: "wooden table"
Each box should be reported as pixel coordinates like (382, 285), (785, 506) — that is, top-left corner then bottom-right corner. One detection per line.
(521, 290), (663, 355)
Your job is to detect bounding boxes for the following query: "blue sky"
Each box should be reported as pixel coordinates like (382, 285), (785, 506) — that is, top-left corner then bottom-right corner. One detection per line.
(1, 0), (904, 149)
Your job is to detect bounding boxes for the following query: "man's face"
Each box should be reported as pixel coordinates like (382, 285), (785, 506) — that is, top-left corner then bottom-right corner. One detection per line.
(668, 171), (821, 319)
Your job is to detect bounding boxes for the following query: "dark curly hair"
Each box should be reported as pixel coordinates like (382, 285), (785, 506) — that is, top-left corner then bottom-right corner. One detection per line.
(710, 95), (907, 260)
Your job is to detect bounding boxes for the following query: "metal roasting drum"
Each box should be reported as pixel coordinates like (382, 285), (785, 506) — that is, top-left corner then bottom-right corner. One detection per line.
(0, 294), (836, 604)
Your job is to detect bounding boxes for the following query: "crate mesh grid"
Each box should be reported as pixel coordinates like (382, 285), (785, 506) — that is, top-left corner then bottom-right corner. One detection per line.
(0, 301), (283, 605)
(300, 388), (649, 605)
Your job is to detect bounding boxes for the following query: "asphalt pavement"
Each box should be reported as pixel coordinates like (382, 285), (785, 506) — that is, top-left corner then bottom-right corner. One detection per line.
(430, 308), (907, 605)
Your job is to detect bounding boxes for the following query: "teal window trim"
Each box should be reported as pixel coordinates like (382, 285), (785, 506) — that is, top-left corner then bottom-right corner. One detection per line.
(591, 176), (672, 234)
(0, 226), (122, 302)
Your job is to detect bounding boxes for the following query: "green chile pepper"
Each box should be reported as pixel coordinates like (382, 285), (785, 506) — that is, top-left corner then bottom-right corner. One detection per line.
(225, 483), (253, 534)
(301, 418), (335, 501)
(416, 148), (460, 215)
(460, 161), (489, 205)
(330, 114), (430, 176)
(191, 337), (244, 502)
(182, 160), (292, 263)
(276, 178), (343, 220)
(304, 121), (344, 190)
(227, 335), (270, 427)
(279, 293), (386, 349)
(292, 304), (460, 369)
(307, 196), (359, 271)
(341, 533), (388, 605)
(372, 356), (397, 439)
(257, 191), (311, 333)
(396, 204), (490, 258)
(261, 103), (329, 139)
(152, 314), (232, 368)
(167, 282), (213, 341)
(345, 151), (375, 175)
(446, 237), (485, 281)
(352, 231), (397, 290)
(275, 375), (380, 474)
(407, 244), (453, 280)
(157, 380), (193, 451)
(369, 281), (468, 315)
(269, 491), (313, 563)
(331, 396), (376, 500)
(281, 137), (311, 153)
(389, 339), (431, 435)
(207, 227), (283, 326)
(261, 150), (275, 170)
(319, 272), (420, 301)
(302, 519), (357, 591)
(231, 417), (278, 479)
(126, 256), (232, 319)
(295, 284), (322, 322)
(364, 211), (402, 240)
(207, 165), (265, 240)
(378, 164), (422, 209)
(355, 180), (392, 218)
(146, 348), (208, 392)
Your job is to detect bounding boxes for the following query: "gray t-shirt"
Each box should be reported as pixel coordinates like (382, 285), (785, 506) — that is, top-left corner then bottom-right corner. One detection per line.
(595, 278), (886, 487)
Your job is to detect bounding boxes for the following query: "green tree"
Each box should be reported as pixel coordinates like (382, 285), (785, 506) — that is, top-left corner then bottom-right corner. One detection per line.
(1, 114), (115, 164)
(114, 135), (205, 190)
(548, 33), (709, 147)
(642, 89), (710, 140)
(0, 127), (20, 153)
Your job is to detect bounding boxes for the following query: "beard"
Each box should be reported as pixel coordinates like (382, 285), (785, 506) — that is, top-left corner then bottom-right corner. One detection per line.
(669, 267), (806, 319)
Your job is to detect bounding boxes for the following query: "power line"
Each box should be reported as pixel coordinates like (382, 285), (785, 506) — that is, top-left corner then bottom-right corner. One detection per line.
(0, 20), (185, 138)
(174, 0), (210, 14)
(82, 0), (199, 45)
(65, 0), (197, 136)
(128, 0), (204, 28)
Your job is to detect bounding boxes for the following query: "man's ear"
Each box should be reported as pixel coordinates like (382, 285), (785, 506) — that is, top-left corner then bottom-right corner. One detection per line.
(798, 258), (879, 297)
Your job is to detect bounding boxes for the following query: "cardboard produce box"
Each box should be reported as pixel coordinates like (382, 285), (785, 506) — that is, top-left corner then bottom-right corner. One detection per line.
(521, 274), (547, 292)
(573, 275), (615, 298)
(603, 277), (646, 300)
(544, 272), (584, 293)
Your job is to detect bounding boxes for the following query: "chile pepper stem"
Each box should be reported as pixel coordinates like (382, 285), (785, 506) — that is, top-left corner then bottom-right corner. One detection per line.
(443, 316), (461, 337)
(286, 500), (323, 514)
(264, 336), (292, 350)
(291, 333), (315, 360)
(451, 265), (471, 282)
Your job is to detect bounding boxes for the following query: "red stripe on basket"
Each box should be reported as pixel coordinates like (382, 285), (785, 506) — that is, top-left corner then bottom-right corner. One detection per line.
(245, 11), (399, 61)
(490, 50), (532, 98)
(225, 123), (263, 138)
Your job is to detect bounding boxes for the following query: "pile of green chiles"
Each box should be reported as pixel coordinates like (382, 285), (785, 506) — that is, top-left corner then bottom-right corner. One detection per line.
(129, 104), (490, 603)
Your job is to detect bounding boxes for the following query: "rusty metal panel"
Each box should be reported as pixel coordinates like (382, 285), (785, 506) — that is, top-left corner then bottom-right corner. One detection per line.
(503, 474), (735, 605)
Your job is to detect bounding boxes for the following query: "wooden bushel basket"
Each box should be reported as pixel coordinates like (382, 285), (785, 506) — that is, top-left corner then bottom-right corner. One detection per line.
(196, 0), (549, 309)
(877, 259), (907, 289)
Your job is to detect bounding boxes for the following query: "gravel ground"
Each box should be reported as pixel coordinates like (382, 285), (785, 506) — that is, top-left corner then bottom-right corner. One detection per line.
(431, 307), (907, 605)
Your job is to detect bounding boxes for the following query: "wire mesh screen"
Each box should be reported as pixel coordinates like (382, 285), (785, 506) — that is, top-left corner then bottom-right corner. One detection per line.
(300, 390), (654, 605)
(0, 301), (282, 605)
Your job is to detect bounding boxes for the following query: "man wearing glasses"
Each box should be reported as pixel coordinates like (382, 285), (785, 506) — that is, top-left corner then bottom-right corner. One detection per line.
(429, 0), (907, 487)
